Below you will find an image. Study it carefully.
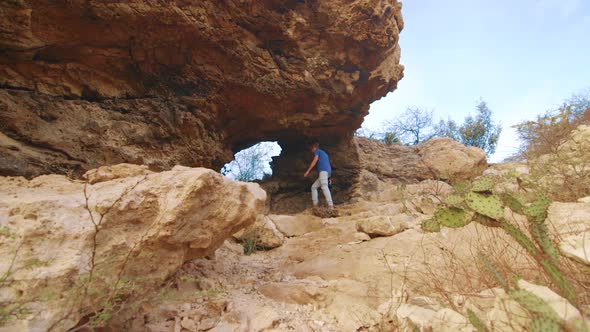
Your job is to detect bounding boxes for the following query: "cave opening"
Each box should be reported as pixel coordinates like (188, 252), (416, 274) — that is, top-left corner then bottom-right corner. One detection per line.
(220, 141), (282, 181)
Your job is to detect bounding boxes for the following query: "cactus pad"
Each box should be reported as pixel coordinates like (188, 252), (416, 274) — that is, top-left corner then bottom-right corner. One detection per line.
(501, 193), (526, 214)
(453, 180), (472, 195)
(421, 219), (441, 232)
(473, 212), (501, 227)
(525, 194), (551, 223)
(466, 192), (504, 220)
(529, 318), (560, 332)
(434, 207), (469, 228)
(472, 177), (494, 192)
(540, 260), (577, 305)
(501, 221), (539, 256)
(444, 194), (465, 206)
(466, 309), (487, 332)
(530, 222), (559, 261)
(509, 289), (561, 323)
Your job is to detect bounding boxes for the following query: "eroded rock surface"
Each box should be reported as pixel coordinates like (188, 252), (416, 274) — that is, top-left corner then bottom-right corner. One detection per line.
(547, 200), (590, 265)
(0, 0), (404, 177)
(115, 190), (583, 331)
(0, 165), (265, 331)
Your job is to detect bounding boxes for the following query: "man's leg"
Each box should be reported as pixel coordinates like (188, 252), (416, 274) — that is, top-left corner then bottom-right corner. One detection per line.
(311, 176), (321, 206)
(319, 171), (334, 208)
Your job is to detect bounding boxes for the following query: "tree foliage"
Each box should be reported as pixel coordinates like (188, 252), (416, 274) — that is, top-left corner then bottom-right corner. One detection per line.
(221, 142), (278, 181)
(380, 100), (502, 156)
(458, 100), (502, 156)
(433, 118), (460, 142)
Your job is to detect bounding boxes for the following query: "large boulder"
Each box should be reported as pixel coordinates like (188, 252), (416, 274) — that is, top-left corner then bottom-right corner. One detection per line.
(418, 138), (487, 182)
(356, 214), (411, 238)
(355, 137), (433, 182)
(0, 165), (266, 331)
(351, 137), (486, 201)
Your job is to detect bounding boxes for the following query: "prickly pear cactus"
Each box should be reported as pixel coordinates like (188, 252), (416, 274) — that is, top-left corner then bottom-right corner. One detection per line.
(501, 193), (526, 214)
(509, 289), (561, 322)
(566, 319), (590, 332)
(472, 177), (494, 192)
(444, 194), (465, 206)
(466, 192), (504, 220)
(501, 221), (539, 256)
(466, 309), (487, 332)
(453, 180), (472, 196)
(525, 194), (551, 223)
(478, 252), (509, 291)
(473, 212), (501, 227)
(529, 317), (560, 332)
(421, 219), (441, 233)
(530, 222), (559, 261)
(540, 260), (577, 305)
(435, 207), (469, 228)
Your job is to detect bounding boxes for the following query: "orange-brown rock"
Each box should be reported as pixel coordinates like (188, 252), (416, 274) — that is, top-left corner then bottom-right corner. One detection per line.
(0, 0), (404, 177)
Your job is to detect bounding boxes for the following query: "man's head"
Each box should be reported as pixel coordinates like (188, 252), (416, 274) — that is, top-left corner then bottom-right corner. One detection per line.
(310, 140), (319, 152)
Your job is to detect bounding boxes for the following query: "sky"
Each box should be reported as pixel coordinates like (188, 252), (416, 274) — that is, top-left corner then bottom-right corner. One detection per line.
(363, 0), (590, 162)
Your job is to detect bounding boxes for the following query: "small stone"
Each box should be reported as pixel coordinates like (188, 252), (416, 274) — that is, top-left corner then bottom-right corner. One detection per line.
(181, 317), (197, 332)
(197, 318), (217, 330)
(174, 317), (182, 332)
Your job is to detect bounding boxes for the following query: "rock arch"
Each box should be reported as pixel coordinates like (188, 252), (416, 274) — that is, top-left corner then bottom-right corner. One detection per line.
(0, 0), (405, 193)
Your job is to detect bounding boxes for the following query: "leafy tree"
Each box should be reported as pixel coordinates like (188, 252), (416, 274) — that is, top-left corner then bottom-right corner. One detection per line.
(360, 99), (502, 156)
(382, 132), (400, 145)
(459, 100), (502, 156)
(433, 117), (461, 141)
(566, 88), (590, 119)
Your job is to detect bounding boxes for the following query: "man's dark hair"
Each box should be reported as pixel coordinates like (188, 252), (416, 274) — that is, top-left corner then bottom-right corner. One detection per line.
(310, 139), (320, 148)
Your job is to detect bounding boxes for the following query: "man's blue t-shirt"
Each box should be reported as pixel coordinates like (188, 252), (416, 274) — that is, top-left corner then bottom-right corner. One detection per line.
(314, 148), (332, 175)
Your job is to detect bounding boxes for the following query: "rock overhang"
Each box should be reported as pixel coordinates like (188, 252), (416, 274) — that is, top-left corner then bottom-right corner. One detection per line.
(0, 0), (404, 177)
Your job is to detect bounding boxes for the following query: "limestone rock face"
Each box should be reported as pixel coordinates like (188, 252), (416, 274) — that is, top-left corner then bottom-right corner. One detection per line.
(355, 136), (433, 182)
(82, 163), (154, 184)
(351, 137), (485, 201)
(547, 200), (590, 265)
(0, 0), (404, 177)
(0, 165), (266, 331)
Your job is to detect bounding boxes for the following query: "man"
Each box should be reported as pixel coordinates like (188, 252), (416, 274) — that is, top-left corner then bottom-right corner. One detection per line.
(303, 140), (334, 209)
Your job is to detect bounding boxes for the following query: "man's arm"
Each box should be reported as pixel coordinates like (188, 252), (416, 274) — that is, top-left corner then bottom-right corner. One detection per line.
(304, 155), (319, 177)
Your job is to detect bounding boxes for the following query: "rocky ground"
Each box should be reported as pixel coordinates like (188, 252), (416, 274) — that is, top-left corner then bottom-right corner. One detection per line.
(1, 136), (589, 332)
(110, 176), (590, 332)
